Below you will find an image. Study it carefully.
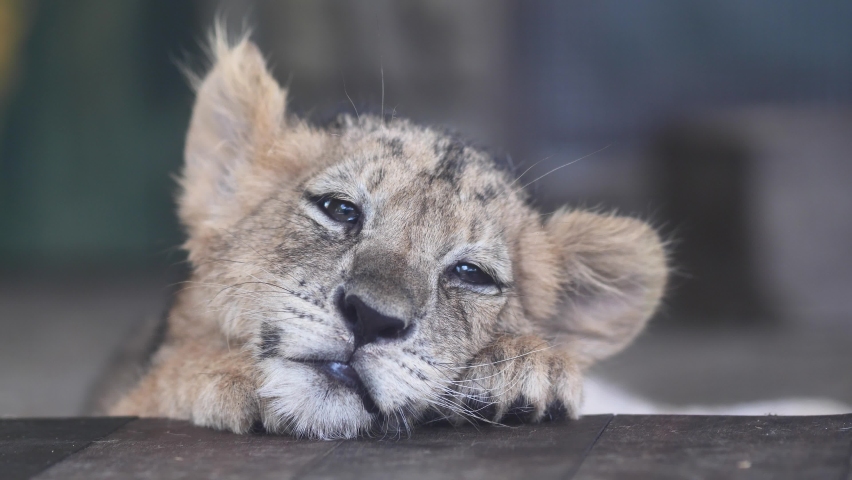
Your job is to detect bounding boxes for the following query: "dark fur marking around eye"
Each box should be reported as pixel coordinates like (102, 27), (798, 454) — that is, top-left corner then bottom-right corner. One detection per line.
(260, 322), (281, 359)
(291, 210), (352, 246)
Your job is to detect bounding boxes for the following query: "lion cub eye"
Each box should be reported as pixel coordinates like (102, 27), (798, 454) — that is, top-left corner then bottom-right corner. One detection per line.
(453, 263), (495, 286)
(319, 198), (361, 225)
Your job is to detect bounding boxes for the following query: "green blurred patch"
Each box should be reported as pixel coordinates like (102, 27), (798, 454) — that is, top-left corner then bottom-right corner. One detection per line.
(0, 0), (26, 100)
(0, 0), (202, 270)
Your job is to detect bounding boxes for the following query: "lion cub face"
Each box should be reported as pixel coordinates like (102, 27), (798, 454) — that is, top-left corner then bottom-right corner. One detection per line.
(196, 115), (537, 438)
(177, 35), (667, 439)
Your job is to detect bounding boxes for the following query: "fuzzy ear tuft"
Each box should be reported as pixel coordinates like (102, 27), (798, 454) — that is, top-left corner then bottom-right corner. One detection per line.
(533, 209), (668, 368)
(178, 26), (287, 249)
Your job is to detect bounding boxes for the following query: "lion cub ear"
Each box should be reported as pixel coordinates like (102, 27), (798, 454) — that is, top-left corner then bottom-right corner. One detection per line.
(525, 209), (668, 368)
(178, 30), (312, 253)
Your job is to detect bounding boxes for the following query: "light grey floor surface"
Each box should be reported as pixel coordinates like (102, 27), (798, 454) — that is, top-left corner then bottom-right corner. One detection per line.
(2, 273), (851, 417)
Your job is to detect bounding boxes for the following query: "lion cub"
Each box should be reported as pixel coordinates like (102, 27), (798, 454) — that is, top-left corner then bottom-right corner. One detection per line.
(103, 30), (667, 439)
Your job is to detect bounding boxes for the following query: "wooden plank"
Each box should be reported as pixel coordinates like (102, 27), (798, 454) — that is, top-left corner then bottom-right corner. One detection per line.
(299, 415), (613, 480)
(30, 416), (611, 480)
(0, 417), (133, 480)
(34, 418), (339, 480)
(573, 414), (852, 480)
(14, 414), (850, 479)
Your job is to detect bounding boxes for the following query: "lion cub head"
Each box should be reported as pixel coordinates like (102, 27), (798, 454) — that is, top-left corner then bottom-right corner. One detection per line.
(178, 33), (667, 439)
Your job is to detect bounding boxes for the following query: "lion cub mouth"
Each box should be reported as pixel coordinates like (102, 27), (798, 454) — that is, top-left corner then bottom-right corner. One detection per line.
(317, 361), (361, 389)
(299, 360), (380, 414)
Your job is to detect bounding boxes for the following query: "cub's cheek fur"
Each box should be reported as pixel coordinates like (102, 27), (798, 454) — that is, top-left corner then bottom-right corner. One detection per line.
(98, 26), (669, 439)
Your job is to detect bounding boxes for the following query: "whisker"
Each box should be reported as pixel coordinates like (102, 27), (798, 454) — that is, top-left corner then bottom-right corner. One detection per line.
(342, 72), (359, 120)
(520, 144), (611, 190)
(438, 344), (554, 371)
(508, 154), (554, 186)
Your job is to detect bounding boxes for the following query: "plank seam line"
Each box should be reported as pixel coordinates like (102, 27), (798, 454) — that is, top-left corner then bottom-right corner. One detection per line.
(28, 417), (138, 479)
(566, 415), (614, 480)
(291, 440), (344, 480)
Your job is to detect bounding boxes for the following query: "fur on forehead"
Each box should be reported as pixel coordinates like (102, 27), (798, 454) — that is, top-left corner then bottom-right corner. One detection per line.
(320, 115), (521, 201)
(306, 117), (531, 285)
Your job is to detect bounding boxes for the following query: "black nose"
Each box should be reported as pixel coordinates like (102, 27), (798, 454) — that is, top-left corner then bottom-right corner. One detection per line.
(343, 295), (408, 347)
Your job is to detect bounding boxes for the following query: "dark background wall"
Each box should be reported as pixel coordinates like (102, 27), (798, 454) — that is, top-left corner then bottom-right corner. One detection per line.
(0, 1), (198, 269)
(3, 0), (851, 323)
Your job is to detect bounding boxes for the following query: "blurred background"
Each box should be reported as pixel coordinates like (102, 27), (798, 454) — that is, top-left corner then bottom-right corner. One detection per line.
(1, 0), (851, 417)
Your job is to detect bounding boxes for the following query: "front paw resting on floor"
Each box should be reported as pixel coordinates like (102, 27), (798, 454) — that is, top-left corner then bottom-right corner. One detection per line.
(450, 335), (583, 424)
(190, 369), (261, 434)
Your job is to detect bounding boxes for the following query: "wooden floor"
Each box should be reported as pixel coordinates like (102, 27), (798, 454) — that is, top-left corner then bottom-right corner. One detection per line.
(2, 415), (852, 479)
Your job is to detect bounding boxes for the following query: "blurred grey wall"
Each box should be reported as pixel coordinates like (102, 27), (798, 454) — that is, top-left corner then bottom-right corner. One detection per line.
(1, 0), (851, 325)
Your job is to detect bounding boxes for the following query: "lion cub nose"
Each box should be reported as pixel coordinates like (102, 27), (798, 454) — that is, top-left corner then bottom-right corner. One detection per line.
(343, 295), (408, 347)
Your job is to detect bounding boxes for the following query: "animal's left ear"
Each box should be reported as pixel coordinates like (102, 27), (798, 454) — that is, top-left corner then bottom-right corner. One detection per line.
(180, 33), (282, 240)
(178, 29), (322, 257)
(518, 209), (668, 368)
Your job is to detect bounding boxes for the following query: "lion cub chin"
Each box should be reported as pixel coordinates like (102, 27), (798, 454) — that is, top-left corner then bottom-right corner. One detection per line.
(100, 27), (668, 440)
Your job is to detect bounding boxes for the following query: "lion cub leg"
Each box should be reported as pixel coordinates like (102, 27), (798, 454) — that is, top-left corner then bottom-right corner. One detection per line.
(110, 340), (260, 434)
(452, 335), (582, 424)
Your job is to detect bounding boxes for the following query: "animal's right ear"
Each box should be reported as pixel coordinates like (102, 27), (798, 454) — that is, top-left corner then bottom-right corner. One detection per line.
(516, 209), (668, 368)
(178, 27), (319, 256)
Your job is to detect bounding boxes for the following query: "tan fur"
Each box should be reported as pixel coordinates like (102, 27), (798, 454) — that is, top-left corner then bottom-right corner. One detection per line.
(104, 29), (668, 439)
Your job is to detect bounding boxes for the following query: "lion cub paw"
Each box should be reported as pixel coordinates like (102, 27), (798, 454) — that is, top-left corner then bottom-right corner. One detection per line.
(453, 335), (582, 424)
(191, 371), (261, 434)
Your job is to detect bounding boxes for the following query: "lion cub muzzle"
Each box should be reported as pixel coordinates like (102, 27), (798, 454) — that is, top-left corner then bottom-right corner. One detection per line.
(342, 295), (407, 347)
(339, 248), (428, 350)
